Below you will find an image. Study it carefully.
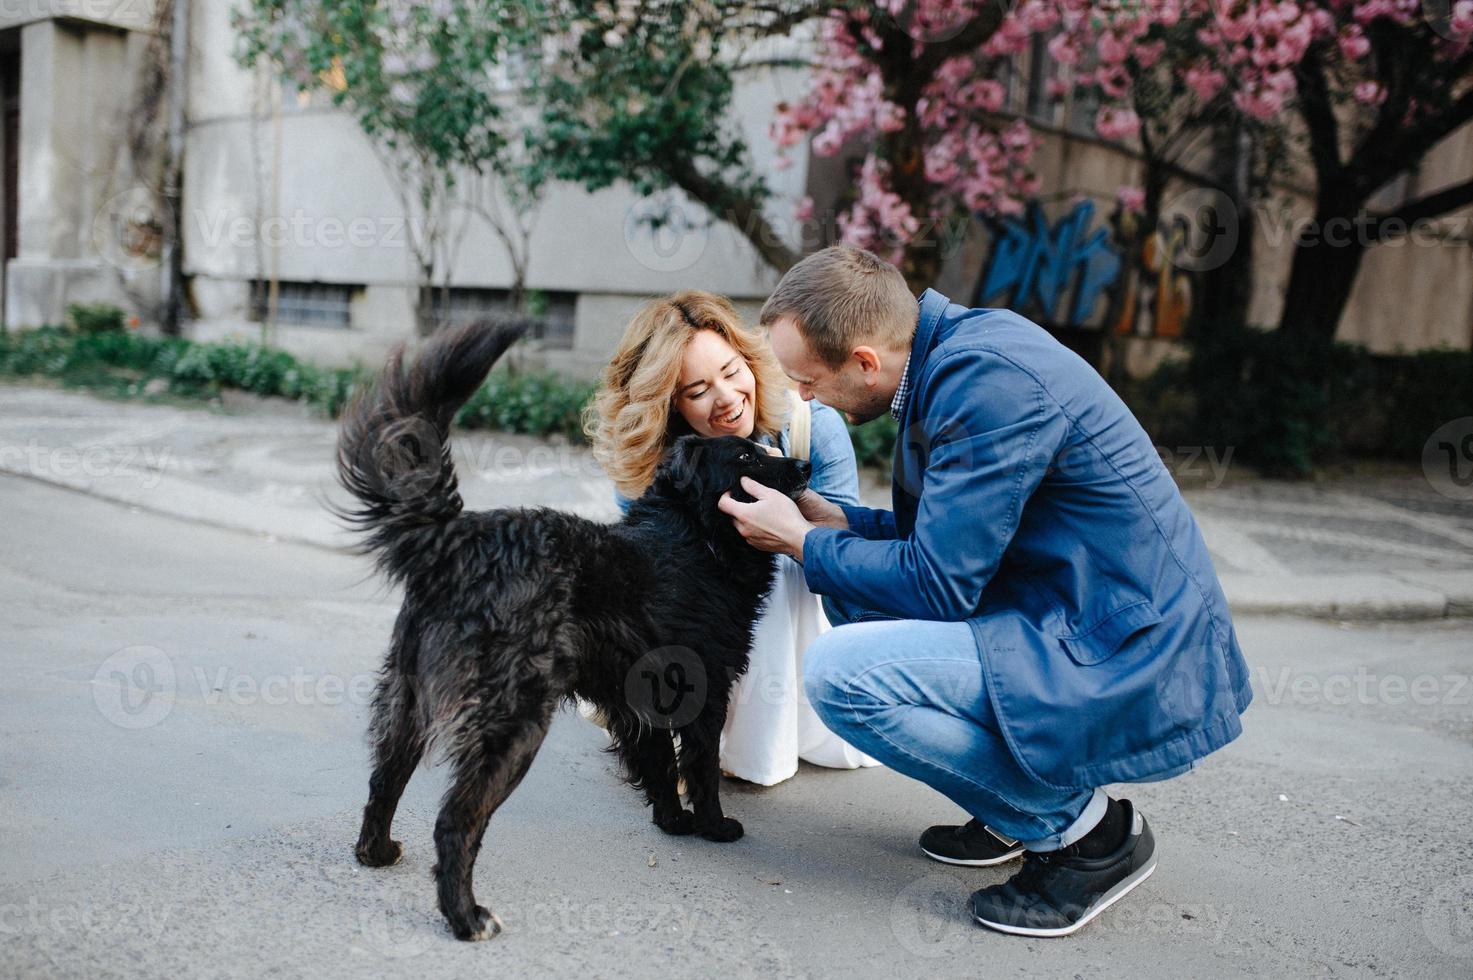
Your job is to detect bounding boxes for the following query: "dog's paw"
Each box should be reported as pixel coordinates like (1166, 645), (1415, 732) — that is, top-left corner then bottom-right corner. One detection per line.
(698, 816), (744, 843)
(355, 838), (404, 868)
(655, 809), (696, 836)
(447, 905), (503, 942)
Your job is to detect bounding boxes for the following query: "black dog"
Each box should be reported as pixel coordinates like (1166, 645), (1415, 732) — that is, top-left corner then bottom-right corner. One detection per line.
(335, 320), (810, 941)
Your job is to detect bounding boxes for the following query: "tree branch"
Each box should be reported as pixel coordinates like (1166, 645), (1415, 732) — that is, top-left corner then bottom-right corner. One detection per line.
(668, 158), (800, 271)
(1369, 175), (1473, 242)
(1293, 45), (1344, 191)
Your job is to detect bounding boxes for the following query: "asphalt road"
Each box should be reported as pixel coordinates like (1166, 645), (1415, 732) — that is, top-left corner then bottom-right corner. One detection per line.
(2, 470), (1471, 978)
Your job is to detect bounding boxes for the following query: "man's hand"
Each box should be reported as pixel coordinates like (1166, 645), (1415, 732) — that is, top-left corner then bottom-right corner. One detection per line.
(717, 477), (816, 560)
(796, 489), (849, 531)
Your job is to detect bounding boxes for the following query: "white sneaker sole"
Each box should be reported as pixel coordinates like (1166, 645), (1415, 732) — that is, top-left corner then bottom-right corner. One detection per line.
(921, 843), (1025, 867)
(971, 853), (1159, 937)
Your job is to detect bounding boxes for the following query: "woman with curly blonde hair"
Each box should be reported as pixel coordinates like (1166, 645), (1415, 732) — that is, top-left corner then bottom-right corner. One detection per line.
(585, 289), (879, 785)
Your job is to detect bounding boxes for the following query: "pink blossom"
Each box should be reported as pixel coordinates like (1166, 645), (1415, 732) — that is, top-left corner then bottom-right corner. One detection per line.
(1453, 0), (1473, 36)
(1095, 106), (1142, 141)
(1338, 28), (1371, 60)
(1234, 86), (1285, 119)
(1354, 80), (1388, 105)
(1098, 32), (1130, 64)
(1133, 40), (1167, 68)
(1185, 63), (1228, 102)
(1117, 185), (1147, 215)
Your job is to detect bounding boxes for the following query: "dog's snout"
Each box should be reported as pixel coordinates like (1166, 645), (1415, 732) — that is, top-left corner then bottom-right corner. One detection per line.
(797, 460), (812, 479)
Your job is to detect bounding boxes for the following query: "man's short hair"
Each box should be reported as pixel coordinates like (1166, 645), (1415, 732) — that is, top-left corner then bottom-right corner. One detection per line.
(759, 244), (918, 368)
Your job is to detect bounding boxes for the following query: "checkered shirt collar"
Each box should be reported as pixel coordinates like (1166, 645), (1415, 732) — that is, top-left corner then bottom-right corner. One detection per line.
(889, 353), (912, 422)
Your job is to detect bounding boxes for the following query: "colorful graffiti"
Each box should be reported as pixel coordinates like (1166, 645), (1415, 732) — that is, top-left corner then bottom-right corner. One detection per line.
(974, 198), (1195, 339)
(976, 200), (1120, 328)
(1110, 213), (1193, 339)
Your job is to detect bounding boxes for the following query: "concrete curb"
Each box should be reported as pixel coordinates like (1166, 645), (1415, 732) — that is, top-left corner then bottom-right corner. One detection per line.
(7, 458), (1469, 622)
(1219, 572), (1471, 621)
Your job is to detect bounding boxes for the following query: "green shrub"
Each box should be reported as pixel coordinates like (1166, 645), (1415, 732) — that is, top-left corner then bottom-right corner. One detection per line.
(457, 370), (597, 443)
(66, 303), (127, 334)
(847, 413), (897, 472)
(1124, 320), (1473, 476)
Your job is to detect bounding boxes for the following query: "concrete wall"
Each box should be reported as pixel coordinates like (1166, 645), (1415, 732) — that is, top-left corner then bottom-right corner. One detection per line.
(7, 1), (1468, 368)
(180, 0), (810, 371)
(938, 120), (1473, 361)
(4, 15), (159, 328)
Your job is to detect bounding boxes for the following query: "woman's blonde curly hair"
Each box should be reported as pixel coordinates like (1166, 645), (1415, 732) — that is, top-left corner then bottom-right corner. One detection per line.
(584, 290), (792, 500)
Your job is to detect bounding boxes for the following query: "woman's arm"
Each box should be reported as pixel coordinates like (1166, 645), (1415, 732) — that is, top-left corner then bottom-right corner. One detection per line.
(807, 400), (898, 540)
(804, 401), (861, 508)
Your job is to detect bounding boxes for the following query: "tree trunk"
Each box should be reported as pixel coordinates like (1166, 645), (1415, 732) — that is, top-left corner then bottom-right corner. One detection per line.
(1275, 200), (1367, 347)
(1193, 122), (1255, 336)
(414, 281), (437, 338)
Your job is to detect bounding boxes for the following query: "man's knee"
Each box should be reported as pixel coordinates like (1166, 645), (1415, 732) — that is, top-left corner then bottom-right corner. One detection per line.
(803, 626), (864, 719)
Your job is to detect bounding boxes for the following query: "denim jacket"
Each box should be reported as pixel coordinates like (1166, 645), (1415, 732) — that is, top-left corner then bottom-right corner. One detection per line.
(802, 290), (1252, 789)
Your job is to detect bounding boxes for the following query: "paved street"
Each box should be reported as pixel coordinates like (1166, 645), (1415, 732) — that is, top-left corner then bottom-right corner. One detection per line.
(3, 385), (1472, 619)
(2, 384), (1472, 977)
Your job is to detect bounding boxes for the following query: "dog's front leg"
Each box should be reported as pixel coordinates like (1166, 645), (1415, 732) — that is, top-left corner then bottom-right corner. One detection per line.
(677, 708), (743, 842)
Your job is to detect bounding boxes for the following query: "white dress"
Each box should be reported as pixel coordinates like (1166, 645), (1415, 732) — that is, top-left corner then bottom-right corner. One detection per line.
(588, 394), (881, 785)
(718, 553), (881, 785)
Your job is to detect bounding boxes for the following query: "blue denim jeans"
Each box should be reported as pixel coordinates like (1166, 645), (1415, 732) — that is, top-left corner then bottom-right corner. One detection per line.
(808, 597), (1104, 851)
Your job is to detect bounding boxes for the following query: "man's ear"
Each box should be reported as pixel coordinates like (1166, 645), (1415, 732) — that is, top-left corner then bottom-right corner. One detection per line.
(852, 346), (884, 385)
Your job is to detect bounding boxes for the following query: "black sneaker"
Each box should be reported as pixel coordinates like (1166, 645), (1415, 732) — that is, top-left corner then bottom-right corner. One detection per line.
(969, 799), (1157, 937)
(919, 818), (1024, 867)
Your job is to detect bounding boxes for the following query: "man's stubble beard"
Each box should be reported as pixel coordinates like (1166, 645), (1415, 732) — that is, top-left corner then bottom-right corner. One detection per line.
(839, 386), (895, 426)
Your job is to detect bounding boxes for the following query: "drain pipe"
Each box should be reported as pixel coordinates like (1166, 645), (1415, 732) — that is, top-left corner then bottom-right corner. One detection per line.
(160, 0), (188, 335)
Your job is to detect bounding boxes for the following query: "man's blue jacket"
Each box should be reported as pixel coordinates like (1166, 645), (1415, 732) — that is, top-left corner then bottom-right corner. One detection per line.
(802, 289), (1252, 790)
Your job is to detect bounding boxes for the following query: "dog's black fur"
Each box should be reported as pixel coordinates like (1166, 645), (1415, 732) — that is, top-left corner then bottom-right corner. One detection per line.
(335, 319), (810, 941)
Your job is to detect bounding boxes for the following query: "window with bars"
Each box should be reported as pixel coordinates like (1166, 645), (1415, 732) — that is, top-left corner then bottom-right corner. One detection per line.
(1024, 35), (1060, 126)
(249, 281), (356, 327)
(429, 287), (576, 350)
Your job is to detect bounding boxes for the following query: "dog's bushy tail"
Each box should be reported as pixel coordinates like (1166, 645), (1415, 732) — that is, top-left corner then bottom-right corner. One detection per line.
(334, 319), (530, 584)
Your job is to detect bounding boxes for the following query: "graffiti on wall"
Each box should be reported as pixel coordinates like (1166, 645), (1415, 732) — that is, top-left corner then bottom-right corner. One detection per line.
(976, 200), (1120, 328)
(1109, 213), (1193, 339)
(974, 198), (1195, 339)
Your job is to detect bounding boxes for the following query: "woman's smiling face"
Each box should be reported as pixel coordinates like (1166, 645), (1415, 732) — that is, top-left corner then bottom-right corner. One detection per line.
(673, 329), (758, 439)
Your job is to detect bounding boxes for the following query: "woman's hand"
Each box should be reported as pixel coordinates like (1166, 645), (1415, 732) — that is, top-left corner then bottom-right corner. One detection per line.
(795, 489), (848, 531)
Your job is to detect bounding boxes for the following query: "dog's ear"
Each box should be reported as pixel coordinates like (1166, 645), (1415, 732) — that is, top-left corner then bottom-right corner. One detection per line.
(652, 435), (708, 501)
